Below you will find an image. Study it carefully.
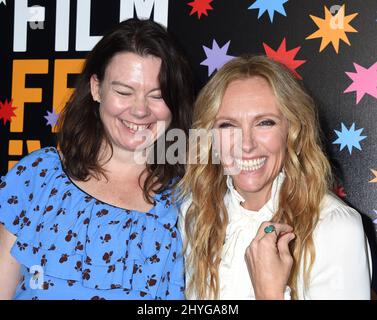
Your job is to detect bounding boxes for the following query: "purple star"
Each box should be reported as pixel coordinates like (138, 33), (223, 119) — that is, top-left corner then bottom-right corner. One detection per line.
(200, 39), (235, 76)
(44, 110), (59, 128)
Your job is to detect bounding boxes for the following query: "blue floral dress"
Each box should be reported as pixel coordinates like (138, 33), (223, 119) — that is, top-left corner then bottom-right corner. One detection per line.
(0, 147), (184, 300)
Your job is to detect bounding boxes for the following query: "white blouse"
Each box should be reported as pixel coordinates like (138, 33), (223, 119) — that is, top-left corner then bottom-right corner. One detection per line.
(179, 173), (372, 300)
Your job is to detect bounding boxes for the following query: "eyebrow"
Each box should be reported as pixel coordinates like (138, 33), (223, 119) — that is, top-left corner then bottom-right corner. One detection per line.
(111, 81), (133, 89)
(110, 81), (161, 93)
(215, 113), (283, 122)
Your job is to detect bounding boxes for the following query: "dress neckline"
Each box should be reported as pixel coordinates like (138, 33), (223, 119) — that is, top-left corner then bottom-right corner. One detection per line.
(53, 147), (157, 213)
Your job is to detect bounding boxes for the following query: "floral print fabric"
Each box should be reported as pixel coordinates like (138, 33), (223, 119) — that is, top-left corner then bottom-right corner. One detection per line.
(0, 147), (184, 300)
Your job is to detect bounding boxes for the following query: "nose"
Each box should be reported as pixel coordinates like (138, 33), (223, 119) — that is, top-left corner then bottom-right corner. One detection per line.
(241, 127), (257, 153)
(130, 95), (151, 119)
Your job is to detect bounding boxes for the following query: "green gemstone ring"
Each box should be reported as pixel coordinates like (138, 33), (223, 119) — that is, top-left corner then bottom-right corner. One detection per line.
(264, 224), (276, 234)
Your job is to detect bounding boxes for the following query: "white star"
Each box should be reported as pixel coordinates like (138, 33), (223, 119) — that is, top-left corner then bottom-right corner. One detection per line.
(0, 0), (6, 5)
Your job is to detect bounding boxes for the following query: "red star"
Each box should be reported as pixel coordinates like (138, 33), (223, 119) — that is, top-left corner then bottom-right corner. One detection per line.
(0, 99), (17, 125)
(263, 38), (306, 79)
(333, 185), (347, 199)
(188, 0), (213, 19)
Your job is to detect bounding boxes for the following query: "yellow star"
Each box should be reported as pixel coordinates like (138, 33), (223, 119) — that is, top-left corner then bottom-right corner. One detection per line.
(370, 169), (377, 183)
(306, 4), (358, 54)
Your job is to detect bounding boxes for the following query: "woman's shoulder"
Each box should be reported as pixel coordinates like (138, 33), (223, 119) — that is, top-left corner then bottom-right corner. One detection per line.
(320, 193), (361, 219)
(316, 193), (364, 237)
(6, 147), (61, 174)
(18, 146), (59, 162)
(0, 147), (61, 193)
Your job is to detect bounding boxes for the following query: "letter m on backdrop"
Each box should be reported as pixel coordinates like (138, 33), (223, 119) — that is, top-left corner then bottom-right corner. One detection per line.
(120, 0), (169, 27)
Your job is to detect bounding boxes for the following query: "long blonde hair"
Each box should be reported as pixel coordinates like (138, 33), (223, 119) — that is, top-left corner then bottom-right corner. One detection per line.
(179, 55), (333, 299)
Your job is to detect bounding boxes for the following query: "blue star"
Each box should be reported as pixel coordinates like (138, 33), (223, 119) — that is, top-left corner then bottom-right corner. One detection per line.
(248, 0), (288, 22)
(373, 210), (377, 225)
(333, 123), (367, 154)
(44, 109), (59, 128)
(200, 39), (234, 77)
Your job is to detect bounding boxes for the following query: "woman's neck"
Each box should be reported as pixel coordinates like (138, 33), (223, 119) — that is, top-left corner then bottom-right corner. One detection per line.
(237, 187), (272, 212)
(98, 142), (147, 180)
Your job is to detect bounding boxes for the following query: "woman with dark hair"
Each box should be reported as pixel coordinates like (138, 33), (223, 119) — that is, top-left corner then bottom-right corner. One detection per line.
(0, 18), (194, 300)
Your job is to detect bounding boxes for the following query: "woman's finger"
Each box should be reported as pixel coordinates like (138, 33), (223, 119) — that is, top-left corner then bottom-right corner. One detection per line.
(277, 232), (295, 261)
(254, 221), (293, 241)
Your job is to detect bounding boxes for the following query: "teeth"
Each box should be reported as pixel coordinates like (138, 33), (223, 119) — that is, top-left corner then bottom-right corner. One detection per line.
(122, 120), (149, 131)
(234, 157), (266, 172)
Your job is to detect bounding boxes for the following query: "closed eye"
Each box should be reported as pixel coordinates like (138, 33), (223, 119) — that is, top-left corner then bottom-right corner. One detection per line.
(149, 95), (163, 99)
(115, 91), (132, 96)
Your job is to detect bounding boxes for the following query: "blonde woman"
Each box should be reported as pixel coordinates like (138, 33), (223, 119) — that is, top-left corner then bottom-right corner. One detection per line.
(179, 55), (371, 300)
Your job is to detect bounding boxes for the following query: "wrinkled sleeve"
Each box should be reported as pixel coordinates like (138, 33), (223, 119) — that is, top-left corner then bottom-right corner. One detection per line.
(305, 206), (371, 299)
(0, 153), (40, 236)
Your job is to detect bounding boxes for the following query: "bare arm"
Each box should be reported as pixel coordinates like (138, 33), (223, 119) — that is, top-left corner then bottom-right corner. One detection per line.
(0, 224), (21, 299)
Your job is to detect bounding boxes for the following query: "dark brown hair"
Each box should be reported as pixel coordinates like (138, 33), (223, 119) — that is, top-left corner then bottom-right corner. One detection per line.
(57, 18), (194, 201)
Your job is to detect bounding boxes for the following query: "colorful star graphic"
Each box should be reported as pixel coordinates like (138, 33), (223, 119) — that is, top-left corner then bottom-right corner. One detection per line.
(333, 185), (346, 199)
(44, 109), (59, 128)
(344, 62), (377, 104)
(200, 40), (234, 77)
(0, 99), (17, 125)
(306, 5), (358, 53)
(333, 123), (366, 154)
(188, 0), (213, 19)
(369, 169), (377, 183)
(372, 210), (377, 225)
(370, 210), (377, 225)
(263, 38), (306, 79)
(248, 0), (288, 22)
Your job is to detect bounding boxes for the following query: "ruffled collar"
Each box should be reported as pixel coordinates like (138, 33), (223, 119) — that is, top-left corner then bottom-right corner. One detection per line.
(225, 171), (285, 220)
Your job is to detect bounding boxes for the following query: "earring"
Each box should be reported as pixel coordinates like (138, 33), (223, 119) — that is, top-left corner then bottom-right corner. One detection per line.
(213, 149), (220, 159)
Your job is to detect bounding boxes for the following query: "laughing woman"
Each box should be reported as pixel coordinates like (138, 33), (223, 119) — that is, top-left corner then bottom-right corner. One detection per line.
(0, 18), (194, 300)
(179, 55), (371, 300)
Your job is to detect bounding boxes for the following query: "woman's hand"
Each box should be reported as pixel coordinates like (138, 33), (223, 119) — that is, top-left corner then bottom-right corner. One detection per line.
(245, 221), (295, 300)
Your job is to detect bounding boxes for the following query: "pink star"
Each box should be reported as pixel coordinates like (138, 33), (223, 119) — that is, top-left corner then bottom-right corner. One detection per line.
(344, 62), (377, 104)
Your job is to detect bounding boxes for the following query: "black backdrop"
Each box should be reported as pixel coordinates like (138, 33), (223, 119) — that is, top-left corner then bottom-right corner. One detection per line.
(0, 0), (376, 292)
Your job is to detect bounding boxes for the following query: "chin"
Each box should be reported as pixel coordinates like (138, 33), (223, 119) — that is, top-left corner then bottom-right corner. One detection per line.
(233, 178), (262, 193)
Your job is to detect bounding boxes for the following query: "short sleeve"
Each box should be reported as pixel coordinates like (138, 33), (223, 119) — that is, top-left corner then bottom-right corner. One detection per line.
(0, 148), (58, 237)
(0, 153), (40, 236)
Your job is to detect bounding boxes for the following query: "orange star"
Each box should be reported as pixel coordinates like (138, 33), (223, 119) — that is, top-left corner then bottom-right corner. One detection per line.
(369, 169), (377, 183)
(306, 4), (358, 53)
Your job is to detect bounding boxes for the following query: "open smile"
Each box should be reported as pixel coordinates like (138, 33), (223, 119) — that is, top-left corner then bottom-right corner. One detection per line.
(121, 120), (152, 132)
(234, 157), (267, 172)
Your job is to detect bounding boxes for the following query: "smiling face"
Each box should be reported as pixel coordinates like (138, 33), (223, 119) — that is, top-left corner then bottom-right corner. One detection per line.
(90, 52), (172, 154)
(214, 76), (289, 210)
